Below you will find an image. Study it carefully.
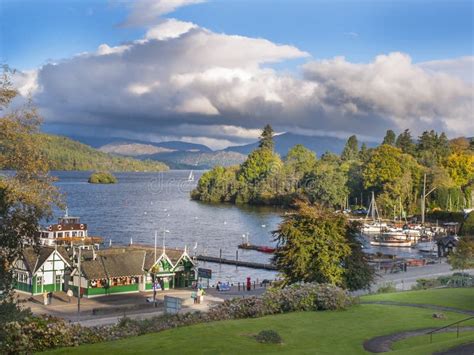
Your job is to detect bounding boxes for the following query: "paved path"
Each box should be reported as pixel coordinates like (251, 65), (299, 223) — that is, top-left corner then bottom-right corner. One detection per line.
(361, 300), (474, 316)
(435, 342), (474, 355)
(362, 301), (474, 353)
(364, 327), (474, 353)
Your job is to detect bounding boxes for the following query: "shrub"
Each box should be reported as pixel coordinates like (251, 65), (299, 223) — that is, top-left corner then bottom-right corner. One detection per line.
(460, 212), (474, 236)
(377, 283), (397, 293)
(255, 330), (282, 344)
(412, 278), (442, 290)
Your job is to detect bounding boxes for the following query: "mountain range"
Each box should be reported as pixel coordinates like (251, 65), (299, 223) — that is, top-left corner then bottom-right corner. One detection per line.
(67, 133), (376, 169)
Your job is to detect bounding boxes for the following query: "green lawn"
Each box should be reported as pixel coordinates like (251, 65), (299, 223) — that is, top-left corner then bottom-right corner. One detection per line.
(44, 288), (474, 355)
(392, 330), (474, 351)
(46, 305), (470, 355)
(361, 287), (474, 311)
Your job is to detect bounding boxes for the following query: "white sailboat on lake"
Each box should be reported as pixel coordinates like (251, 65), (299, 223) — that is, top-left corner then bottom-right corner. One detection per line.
(188, 170), (195, 182)
(361, 192), (387, 233)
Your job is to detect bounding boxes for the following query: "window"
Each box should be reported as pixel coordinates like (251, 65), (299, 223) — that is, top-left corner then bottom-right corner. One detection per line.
(36, 276), (43, 287)
(55, 274), (62, 284)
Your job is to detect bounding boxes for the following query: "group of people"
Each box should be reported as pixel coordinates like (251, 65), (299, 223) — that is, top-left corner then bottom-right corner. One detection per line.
(191, 287), (205, 304)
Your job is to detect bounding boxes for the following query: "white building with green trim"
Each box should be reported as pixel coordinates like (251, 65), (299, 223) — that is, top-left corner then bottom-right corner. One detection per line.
(68, 246), (198, 298)
(13, 247), (71, 295)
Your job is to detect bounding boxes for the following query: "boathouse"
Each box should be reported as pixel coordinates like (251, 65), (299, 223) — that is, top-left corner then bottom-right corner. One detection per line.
(13, 247), (71, 295)
(437, 235), (458, 257)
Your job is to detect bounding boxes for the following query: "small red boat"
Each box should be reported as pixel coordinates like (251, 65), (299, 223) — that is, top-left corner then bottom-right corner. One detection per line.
(238, 243), (276, 254)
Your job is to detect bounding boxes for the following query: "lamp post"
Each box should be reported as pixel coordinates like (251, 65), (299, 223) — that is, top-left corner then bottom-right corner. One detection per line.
(77, 246), (82, 320)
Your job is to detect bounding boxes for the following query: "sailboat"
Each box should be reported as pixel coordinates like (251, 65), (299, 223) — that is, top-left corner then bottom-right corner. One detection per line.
(188, 170), (195, 182)
(361, 192), (387, 233)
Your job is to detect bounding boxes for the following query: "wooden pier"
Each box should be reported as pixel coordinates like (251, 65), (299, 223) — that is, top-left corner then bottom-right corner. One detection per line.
(196, 255), (277, 270)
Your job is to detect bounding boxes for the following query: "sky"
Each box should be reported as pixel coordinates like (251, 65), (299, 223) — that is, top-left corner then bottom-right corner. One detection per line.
(1, 0), (473, 149)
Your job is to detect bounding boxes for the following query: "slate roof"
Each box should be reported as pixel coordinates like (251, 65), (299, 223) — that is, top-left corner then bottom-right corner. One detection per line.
(437, 235), (459, 247)
(79, 250), (146, 280)
(80, 258), (107, 280)
(74, 245), (195, 280)
(21, 246), (71, 274)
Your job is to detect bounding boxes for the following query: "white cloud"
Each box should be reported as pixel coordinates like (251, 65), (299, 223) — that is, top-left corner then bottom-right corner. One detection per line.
(96, 43), (131, 56)
(12, 69), (39, 97)
(14, 19), (473, 148)
(419, 56), (474, 83)
(302, 52), (473, 137)
(146, 19), (197, 40)
(121, 0), (206, 27)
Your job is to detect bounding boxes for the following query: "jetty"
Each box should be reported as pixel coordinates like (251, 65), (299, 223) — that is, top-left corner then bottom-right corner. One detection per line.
(196, 255), (277, 270)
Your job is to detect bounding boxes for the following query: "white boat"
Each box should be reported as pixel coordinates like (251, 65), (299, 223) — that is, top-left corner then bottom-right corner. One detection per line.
(381, 231), (409, 240)
(188, 170), (195, 181)
(415, 240), (437, 253)
(370, 237), (413, 247)
(37, 209), (101, 247)
(362, 222), (387, 233)
(360, 192), (387, 233)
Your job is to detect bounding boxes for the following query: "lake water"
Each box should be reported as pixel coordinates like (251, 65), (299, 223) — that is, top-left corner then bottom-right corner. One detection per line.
(51, 170), (281, 283)
(48, 170), (426, 284)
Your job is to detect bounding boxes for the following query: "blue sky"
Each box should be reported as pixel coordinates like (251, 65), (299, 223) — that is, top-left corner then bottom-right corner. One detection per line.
(2, 0), (472, 70)
(1, 0), (473, 148)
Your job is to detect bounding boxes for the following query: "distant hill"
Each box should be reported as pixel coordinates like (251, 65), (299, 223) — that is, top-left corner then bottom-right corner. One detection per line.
(225, 132), (357, 157)
(69, 135), (211, 152)
(147, 150), (247, 169)
(96, 140), (243, 169)
(34, 134), (169, 172)
(73, 132), (378, 170)
(99, 143), (176, 156)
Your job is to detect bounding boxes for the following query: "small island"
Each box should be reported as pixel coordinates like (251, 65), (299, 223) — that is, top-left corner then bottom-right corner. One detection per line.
(88, 171), (117, 184)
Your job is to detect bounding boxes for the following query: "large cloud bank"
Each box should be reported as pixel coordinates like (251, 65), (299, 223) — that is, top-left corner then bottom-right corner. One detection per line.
(15, 17), (473, 149)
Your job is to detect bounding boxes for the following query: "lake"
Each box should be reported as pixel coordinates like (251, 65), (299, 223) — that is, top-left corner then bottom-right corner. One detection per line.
(51, 170), (281, 283)
(49, 170), (426, 283)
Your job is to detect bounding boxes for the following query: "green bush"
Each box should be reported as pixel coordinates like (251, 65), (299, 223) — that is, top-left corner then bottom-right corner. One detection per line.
(377, 283), (397, 293)
(255, 330), (283, 344)
(460, 212), (474, 236)
(88, 171), (117, 184)
(411, 278), (442, 290)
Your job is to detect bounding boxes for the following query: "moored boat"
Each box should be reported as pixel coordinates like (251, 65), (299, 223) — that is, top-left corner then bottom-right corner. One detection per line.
(37, 210), (102, 247)
(370, 236), (413, 247)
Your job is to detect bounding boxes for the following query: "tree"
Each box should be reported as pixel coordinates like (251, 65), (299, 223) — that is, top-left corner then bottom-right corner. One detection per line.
(273, 201), (351, 286)
(417, 130), (451, 167)
(382, 129), (396, 146)
(273, 201), (374, 290)
(0, 66), (60, 322)
(444, 152), (474, 189)
(448, 237), (474, 285)
(341, 135), (359, 161)
(395, 129), (416, 155)
(259, 124), (275, 151)
(450, 137), (471, 153)
(363, 145), (422, 214)
(285, 145), (317, 176)
(303, 159), (348, 208)
(358, 143), (370, 162)
(342, 222), (375, 291)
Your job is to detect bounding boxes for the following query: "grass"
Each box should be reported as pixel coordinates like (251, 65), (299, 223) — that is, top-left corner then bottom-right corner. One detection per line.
(361, 287), (474, 311)
(46, 304), (470, 355)
(392, 330), (474, 351)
